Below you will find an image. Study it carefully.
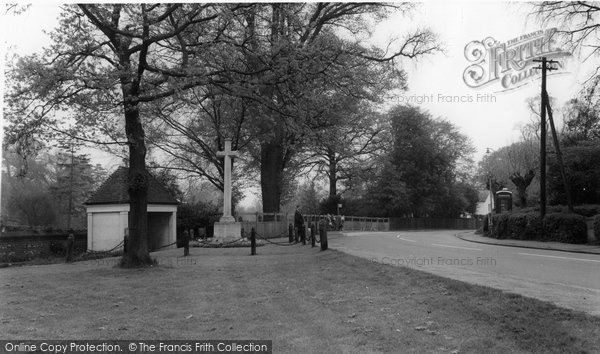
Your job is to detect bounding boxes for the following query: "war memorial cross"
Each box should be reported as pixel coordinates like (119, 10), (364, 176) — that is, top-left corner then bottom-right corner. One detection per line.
(216, 139), (239, 223)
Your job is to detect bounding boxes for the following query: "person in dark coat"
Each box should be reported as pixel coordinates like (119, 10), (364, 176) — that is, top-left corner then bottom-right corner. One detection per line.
(65, 231), (75, 263)
(182, 230), (190, 257)
(294, 205), (304, 243)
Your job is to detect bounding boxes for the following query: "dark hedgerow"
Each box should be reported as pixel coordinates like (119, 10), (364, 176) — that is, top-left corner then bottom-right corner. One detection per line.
(489, 212), (587, 243)
(506, 213), (542, 240)
(490, 213), (510, 239)
(542, 213), (587, 244)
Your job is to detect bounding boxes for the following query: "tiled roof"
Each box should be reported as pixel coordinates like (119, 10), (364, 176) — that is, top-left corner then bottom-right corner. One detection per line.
(85, 167), (179, 205)
(478, 190), (490, 203)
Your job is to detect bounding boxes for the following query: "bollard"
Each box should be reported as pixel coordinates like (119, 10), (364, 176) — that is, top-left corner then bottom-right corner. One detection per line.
(289, 223), (294, 243)
(311, 223), (316, 248)
(301, 225), (306, 245)
(251, 228), (256, 255)
(320, 224), (328, 251)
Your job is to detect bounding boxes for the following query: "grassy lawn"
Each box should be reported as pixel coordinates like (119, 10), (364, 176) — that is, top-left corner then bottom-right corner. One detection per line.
(1, 242), (599, 353)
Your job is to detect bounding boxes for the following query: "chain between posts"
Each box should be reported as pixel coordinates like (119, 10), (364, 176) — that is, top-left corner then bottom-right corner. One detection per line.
(253, 230), (321, 246)
(85, 240), (124, 255)
(254, 231), (297, 246)
(190, 237), (246, 247)
(154, 241), (178, 250)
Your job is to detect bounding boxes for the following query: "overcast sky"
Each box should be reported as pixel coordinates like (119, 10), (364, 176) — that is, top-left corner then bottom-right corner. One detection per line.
(1, 1), (594, 180)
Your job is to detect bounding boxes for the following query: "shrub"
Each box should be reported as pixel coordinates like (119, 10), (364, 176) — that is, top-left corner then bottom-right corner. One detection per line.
(507, 213), (527, 240)
(525, 213), (542, 240)
(506, 213), (542, 240)
(490, 213), (510, 239)
(177, 201), (220, 237)
(516, 204), (600, 217)
(543, 213), (587, 244)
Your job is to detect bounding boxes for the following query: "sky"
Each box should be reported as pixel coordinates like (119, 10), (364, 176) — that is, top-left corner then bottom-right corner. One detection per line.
(374, 1), (589, 161)
(1, 1), (596, 204)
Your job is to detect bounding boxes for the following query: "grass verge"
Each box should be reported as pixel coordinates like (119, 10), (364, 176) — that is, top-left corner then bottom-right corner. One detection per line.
(0, 244), (598, 353)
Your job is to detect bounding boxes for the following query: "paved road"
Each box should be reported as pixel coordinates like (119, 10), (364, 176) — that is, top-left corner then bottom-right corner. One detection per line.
(329, 230), (600, 316)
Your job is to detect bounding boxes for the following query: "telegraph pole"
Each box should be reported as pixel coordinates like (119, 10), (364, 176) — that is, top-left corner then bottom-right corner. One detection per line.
(485, 148), (494, 228)
(533, 57), (557, 219)
(545, 91), (574, 212)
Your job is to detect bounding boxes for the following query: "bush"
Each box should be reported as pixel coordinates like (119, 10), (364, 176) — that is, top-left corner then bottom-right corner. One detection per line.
(516, 204), (600, 217)
(548, 143), (600, 205)
(506, 213), (542, 240)
(490, 213), (510, 239)
(542, 213), (587, 244)
(177, 201), (220, 238)
(489, 212), (588, 243)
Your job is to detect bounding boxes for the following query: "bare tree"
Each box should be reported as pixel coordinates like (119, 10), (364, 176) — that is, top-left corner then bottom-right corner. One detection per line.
(530, 1), (600, 92)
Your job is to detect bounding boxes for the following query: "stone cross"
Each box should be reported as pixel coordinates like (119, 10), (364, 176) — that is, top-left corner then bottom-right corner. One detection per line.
(216, 139), (238, 223)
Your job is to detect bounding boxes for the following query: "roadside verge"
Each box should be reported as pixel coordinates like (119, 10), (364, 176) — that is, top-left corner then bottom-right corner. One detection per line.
(457, 231), (600, 255)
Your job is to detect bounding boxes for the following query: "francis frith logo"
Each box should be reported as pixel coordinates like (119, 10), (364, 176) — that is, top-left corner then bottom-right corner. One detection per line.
(463, 28), (571, 92)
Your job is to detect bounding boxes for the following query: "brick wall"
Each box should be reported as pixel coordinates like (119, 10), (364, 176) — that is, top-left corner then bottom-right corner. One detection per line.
(0, 232), (87, 263)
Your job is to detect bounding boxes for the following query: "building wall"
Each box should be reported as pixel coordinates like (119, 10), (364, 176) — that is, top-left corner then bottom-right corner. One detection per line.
(148, 213), (172, 250)
(86, 204), (177, 251)
(476, 195), (492, 216)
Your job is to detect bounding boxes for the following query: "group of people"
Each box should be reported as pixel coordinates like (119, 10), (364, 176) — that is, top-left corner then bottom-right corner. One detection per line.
(294, 206), (344, 238)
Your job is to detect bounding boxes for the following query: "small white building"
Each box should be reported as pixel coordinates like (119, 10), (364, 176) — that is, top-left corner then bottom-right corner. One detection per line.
(475, 190), (493, 216)
(85, 167), (179, 252)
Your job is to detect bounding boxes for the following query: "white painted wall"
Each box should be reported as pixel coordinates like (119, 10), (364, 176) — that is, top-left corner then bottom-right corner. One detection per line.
(86, 204), (177, 251)
(475, 195), (492, 216)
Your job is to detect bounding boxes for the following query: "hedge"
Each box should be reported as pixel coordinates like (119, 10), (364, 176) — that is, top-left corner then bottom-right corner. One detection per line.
(489, 212), (587, 244)
(543, 213), (587, 244)
(508, 213), (541, 240)
(490, 213), (510, 239)
(515, 204), (600, 217)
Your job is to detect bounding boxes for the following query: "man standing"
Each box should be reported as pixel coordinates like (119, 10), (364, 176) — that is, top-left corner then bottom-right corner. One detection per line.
(65, 231), (75, 263)
(294, 205), (305, 244)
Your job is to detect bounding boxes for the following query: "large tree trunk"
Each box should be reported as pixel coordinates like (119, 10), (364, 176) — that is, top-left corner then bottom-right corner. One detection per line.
(122, 90), (151, 266)
(260, 140), (285, 213)
(509, 170), (535, 208)
(328, 149), (338, 197)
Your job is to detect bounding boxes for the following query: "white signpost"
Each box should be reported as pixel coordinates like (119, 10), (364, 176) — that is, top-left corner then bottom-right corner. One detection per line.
(213, 139), (242, 242)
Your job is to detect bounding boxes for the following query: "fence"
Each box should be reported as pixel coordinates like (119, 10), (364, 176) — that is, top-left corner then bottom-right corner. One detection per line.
(389, 218), (476, 230)
(238, 213), (287, 238)
(329, 216), (389, 231)
(237, 213), (390, 237)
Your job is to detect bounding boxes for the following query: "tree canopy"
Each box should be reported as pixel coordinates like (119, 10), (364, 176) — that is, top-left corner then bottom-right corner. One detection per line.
(368, 106), (476, 217)
(4, 3), (440, 265)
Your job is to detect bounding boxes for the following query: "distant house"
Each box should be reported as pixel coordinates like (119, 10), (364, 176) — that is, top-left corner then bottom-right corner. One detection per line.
(84, 167), (179, 252)
(475, 190), (492, 216)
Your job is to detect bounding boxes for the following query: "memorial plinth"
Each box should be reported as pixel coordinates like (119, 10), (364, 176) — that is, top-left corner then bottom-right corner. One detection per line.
(213, 221), (242, 243)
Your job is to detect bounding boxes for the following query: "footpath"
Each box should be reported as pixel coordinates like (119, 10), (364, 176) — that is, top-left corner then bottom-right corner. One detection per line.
(457, 231), (600, 255)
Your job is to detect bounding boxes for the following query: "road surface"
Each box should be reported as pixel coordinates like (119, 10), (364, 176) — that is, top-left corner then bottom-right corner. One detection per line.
(329, 230), (600, 316)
